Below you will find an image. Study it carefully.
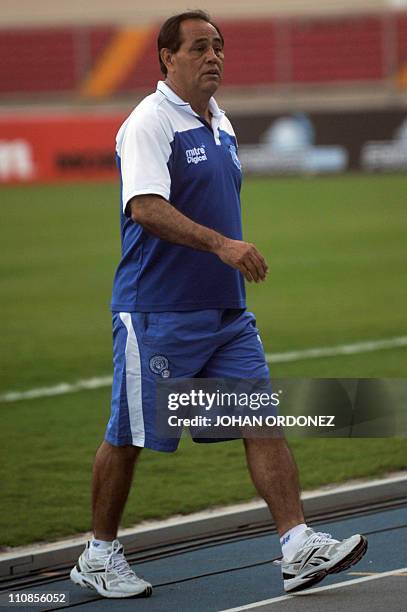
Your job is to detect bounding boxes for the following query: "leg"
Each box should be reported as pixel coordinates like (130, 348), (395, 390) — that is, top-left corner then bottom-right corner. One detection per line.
(199, 310), (304, 535)
(92, 440), (142, 540)
(244, 429), (368, 595)
(244, 436), (304, 536)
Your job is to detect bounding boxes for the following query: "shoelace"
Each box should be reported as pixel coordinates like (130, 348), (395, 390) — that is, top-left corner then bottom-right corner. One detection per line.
(275, 531), (339, 565)
(105, 540), (138, 580)
(303, 531), (337, 547)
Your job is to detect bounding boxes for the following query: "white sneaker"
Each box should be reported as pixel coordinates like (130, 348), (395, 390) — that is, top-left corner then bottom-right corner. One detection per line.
(282, 529), (368, 593)
(70, 540), (152, 598)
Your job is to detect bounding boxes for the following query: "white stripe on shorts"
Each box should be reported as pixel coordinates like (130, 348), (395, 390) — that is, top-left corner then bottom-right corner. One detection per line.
(119, 312), (145, 447)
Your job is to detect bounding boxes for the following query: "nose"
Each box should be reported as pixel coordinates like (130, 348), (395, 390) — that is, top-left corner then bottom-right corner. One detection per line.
(205, 46), (219, 62)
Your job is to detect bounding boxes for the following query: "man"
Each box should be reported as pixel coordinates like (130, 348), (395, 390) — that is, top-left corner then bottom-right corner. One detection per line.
(70, 10), (367, 600)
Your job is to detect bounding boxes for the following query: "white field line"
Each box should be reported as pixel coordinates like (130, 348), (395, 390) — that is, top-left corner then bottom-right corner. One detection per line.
(265, 335), (407, 363)
(1, 335), (406, 404)
(219, 566), (407, 611)
(0, 376), (113, 403)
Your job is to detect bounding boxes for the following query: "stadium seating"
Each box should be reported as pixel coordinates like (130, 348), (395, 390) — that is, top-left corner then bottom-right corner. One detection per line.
(1, 12), (407, 97)
(290, 16), (384, 82)
(398, 13), (407, 64)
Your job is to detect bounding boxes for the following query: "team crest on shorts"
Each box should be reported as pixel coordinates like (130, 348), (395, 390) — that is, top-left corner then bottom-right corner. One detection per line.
(149, 355), (170, 378)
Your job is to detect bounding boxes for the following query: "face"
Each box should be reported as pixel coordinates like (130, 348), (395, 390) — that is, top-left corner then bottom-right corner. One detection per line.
(162, 19), (224, 96)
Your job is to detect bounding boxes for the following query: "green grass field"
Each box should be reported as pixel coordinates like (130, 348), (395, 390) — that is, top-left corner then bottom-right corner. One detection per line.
(1, 175), (407, 547)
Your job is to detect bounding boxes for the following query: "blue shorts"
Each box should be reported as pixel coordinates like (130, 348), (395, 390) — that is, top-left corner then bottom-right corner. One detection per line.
(105, 309), (270, 452)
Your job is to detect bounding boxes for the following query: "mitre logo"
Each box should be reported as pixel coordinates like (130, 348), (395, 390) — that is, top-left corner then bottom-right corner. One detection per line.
(185, 145), (207, 165)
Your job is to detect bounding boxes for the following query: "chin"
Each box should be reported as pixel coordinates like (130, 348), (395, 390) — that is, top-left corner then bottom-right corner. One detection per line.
(201, 80), (220, 95)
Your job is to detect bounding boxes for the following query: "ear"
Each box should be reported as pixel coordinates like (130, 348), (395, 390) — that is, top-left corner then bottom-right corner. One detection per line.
(160, 48), (175, 74)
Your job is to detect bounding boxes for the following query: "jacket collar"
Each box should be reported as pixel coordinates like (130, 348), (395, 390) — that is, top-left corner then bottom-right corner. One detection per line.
(156, 81), (224, 118)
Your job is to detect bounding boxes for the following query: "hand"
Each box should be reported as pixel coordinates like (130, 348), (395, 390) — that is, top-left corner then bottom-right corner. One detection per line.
(215, 238), (268, 282)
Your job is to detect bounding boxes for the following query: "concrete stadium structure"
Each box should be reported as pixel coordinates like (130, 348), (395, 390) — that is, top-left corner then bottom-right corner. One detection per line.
(0, 0), (403, 27)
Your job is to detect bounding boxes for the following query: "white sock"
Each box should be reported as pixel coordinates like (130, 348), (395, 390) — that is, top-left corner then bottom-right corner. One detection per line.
(280, 523), (308, 560)
(89, 538), (113, 556)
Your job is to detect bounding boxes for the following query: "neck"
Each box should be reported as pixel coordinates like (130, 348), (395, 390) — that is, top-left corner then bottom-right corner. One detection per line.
(165, 78), (212, 123)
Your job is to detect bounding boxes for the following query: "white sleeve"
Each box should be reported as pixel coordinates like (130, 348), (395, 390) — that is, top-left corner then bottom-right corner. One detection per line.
(222, 116), (238, 146)
(117, 108), (172, 215)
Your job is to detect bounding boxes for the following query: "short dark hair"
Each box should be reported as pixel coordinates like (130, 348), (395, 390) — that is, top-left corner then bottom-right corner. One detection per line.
(157, 10), (224, 76)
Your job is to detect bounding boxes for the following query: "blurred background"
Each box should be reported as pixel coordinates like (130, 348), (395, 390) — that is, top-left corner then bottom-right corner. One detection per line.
(1, 1), (406, 549)
(2, 0), (407, 180)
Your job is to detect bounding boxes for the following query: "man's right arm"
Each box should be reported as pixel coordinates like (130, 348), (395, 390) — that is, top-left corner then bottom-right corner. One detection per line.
(130, 195), (268, 283)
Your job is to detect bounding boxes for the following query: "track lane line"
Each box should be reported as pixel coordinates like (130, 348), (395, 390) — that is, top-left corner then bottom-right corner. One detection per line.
(219, 566), (407, 611)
